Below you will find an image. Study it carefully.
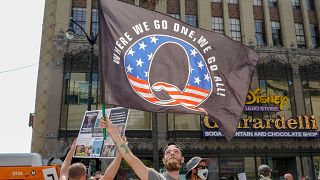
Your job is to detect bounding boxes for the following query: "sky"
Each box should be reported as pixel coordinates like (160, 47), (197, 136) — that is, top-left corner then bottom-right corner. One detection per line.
(0, 0), (45, 153)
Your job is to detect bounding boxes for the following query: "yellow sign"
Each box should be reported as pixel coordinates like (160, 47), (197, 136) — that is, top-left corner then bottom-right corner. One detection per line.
(246, 88), (288, 110)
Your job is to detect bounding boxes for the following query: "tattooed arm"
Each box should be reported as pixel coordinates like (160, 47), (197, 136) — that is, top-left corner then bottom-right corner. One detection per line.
(100, 137), (127, 180)
(100, 118), (149, 180)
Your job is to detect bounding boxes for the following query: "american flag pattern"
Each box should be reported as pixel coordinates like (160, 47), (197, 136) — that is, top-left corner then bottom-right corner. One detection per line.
(124, 35), (213, 113)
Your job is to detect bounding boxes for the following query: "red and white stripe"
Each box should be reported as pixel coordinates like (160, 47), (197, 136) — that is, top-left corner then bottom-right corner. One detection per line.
(128, 74), (209, 113)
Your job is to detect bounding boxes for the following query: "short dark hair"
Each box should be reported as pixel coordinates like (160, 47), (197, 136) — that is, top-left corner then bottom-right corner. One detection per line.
(69, 162), (86, 179)
(258, 164), (272, 176)
(162, 142), (183, 154)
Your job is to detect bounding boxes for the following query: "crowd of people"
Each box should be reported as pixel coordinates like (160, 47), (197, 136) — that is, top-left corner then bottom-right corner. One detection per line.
(59, 116), (307, 180)
(257, 164), (310, 180)
(59, 116), (207, 180)
(59, 136), (123, 180)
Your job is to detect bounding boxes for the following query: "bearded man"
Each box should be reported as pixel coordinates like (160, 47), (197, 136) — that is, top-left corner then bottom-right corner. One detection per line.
(100, 117), (184, 180)
(149, 142), (185, 179)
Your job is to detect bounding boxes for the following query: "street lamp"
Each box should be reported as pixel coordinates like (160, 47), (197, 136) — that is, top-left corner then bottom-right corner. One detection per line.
(66, 18), (98, 111)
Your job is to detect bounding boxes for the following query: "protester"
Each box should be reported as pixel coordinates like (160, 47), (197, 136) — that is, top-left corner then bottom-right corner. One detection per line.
(284, 173), (293, 180)
(93, 171), (103, 179)
(258, 164), (272, 180)
(59, 139), (86, 180)
(99, 138), (125, 180)
(185, 156), (208, 180)
(88, 176), (96, 180)
(100, 117), (184, 179)
(59, 138), (122, 180)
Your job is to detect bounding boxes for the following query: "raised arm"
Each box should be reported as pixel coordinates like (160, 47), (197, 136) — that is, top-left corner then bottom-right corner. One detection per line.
(100, 118), (149, 180)
(101, 136), (128, 180)
(59, 139), (77, 180)
(100, 150), (122, 180)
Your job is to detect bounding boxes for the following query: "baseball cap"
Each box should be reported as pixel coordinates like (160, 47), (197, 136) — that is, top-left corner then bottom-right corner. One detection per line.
(185, 156), (203, 179)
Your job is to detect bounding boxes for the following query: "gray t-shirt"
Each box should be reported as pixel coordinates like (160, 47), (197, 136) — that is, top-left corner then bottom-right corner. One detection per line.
(148, 168), (177, 180)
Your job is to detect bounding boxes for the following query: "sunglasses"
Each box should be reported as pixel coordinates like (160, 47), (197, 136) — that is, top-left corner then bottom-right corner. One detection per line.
(196, 165), (208, 169)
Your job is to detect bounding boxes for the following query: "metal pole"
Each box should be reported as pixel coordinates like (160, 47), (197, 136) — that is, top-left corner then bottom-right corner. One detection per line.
(67, 18), (97, 111)
(300, 154), (305, 178)
(152, 112), (159, 171)
(87, 42), (94, 111)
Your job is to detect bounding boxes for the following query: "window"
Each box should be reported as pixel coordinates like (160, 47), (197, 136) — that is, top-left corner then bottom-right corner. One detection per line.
(310, 24), (319, 48)
(60, 53), (99, 131)
(212, 17), (224, 34)
(302, 81), (320, 116)
(168, 113), (201, 130)
(306, 0), (315, 10)
(268, 0), (277, 7)
(211, 0), (222, 2)
(91, 9), (99, 36)
(314, 157), (320, 180)
(126, 109), (151, 130)
(62, 72), (99, 130)
(186, 15), (198, 27)
(300, 62), (320, 127)
(229, 18), (241, 42)
(228, 0), (239, 4)
(168, 13), (180, 20)
(295, 23), (306, 48)
(271, 21), (282, 46)
(258, 80), (294, 118)
(64, 73), (99, 106)
(291, 0), (300, 9)
(255, 20), (266, 46)
(219, 157), (247, 179)
(253, 0), (262, 6)
(256, 62), (295, 120)
(71, 8), (86, 36)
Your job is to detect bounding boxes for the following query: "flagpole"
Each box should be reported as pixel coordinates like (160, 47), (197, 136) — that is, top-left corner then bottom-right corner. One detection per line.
(102, 103), (107, 140)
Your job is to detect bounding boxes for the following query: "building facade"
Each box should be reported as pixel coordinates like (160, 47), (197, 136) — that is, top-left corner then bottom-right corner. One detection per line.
(32, 0), (320, 179)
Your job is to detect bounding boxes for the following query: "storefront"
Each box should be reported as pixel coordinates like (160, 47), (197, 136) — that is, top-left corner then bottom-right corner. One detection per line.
(200, 87), (320, 179)
(57, 57), (320, 179)
(31, 0), (320, 179)
(112, 79), (320, 179)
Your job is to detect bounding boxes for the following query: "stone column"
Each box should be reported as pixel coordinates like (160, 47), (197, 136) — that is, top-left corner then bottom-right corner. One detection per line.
(288, 49), (305, 115)
(278, 0), (296, 48)
(197, 0), (211, 30)
(315, 0), (320, 41)
(32, 0), (72, 158)
(300, 0), (312, 49)
(262, 0), (273, 46)
(85, 0), (93, 34)
(222, 0), (230, 36)
(239, 0), (255, 45)
(180, 0), (186, 22)
(155, 0), (167, 13)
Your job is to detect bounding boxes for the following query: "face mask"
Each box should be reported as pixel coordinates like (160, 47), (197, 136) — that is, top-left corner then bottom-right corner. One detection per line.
(197, 168), (208, 180)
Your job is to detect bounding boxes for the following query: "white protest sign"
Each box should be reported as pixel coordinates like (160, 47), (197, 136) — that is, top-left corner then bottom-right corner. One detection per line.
(238, 172), (247, 180)
(42, 167), (58, 180)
